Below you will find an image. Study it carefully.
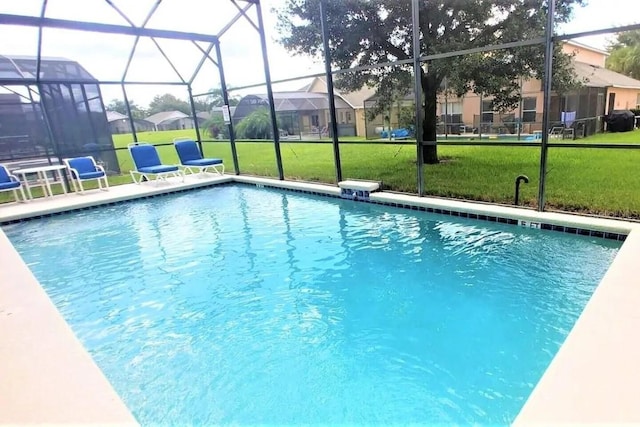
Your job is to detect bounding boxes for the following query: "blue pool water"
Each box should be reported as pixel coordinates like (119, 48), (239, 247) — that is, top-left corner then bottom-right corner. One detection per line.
(4, 185), (621, 426)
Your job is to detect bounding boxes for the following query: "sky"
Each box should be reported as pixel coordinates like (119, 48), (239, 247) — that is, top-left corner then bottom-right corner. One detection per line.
(0, 0), (638, 108)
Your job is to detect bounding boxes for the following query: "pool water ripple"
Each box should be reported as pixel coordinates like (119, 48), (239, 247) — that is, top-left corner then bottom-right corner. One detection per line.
(3, 185), (620, 426)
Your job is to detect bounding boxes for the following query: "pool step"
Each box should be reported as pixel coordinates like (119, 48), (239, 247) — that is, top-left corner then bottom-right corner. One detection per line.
(338, 180), (380, 201)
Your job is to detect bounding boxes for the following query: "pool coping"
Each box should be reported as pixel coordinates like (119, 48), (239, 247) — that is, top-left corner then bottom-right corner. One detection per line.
(1, 174), (639, 424)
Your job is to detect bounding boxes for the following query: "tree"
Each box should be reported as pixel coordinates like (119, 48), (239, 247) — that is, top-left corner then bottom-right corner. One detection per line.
(202, 113), (228, 139)
(105, 99), (147, 119)
(148, 93), (191, 115)
(205, 87), (241, 108)
(193, 99), (212, 113)
(235, 108), (273, 139)
(277, 0), (583, 163)
(606, 30), (640, 80)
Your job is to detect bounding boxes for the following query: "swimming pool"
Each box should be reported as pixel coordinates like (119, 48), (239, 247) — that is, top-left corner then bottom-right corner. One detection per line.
(3, 184), (621, 425)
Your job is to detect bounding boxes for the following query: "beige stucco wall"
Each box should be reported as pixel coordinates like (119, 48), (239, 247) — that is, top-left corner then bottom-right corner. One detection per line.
(562, 43), (607, 67)
(606, 87), (640, 111)
(436, 78), (544, 130)
(308, 77), (327, 93)
(355, 108), (366, 137)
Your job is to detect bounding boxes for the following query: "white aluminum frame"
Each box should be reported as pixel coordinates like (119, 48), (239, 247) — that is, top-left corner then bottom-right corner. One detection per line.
(62, 156), (109, 194)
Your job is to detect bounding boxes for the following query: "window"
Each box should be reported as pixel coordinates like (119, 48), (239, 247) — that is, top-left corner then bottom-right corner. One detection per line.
(481, 99), (493, 123)
(522, 97), (537, 123)
(439, 101), (462, 115)
(637, 93), (640, 108)
(311, 114), (319, 127)
(346, 111), (352, 122)
(339, 111), (345, 123)
(439, 101), (463, 127)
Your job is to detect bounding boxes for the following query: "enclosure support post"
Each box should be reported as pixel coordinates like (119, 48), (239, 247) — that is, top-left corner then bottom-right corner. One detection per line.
(36, 85), (65, 165)
(27, 86), (53, 165)
(479, 93), (483, 140)
(255, 0), (284, 180)
(319, 0), (342, 183)
(79, 85), (100, 146)
(187, 85), (203, 154)
(35, 0), (47, 84)
(517, 78), (523, 140)
(121, 84), (138, 143)
(411, 0), (424, 196)
(215, 42), (240, 175)
(444, 77), (448, 139)
(537, 0), (556, 212)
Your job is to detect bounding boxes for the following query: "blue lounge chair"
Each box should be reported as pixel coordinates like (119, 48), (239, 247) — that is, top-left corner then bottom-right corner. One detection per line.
(128, 143), (184, 184)
(174, 139), (225, 176)
(0, 164), (26, 202)
(63, 156), (109, 194)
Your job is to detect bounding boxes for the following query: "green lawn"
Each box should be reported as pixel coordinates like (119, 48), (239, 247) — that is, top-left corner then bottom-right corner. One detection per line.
(4, 129), (640, 218)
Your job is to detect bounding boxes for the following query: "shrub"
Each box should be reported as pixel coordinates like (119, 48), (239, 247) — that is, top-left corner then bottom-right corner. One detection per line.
(202, 113), (228, 139)
(235, 108), (273, 139)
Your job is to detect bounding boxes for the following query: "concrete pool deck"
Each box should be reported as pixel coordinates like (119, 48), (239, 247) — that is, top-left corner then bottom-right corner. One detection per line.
(0, 174), (639, 424)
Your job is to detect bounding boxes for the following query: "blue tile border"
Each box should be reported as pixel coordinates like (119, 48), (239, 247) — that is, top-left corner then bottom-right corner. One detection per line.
(245, 183), (627, 242)
(0, 181), (233, 226)
(1, 181), (628, 242)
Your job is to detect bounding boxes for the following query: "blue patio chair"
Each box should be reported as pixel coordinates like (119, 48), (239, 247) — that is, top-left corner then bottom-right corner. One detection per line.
(174, 139), (225, 176)
(128, 143), (184, 184)
(63, 156), (109, 194)
(0, 164), (26, 203)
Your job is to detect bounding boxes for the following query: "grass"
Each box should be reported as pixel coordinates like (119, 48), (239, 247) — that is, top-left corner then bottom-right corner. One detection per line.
(3, 129), (640, 218)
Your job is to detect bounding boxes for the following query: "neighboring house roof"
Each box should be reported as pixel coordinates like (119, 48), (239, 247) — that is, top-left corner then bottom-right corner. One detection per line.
(106, 110), (128, 122)
(575, 61), (640, 89)
(340, 86), (377, 109)
(236, 92), (352, 114)
(302, 76), (376, 109)
(106, 111), (154, 126)
(297, 80), (313, 92)
(196, 111), (210, 120)
(145, 110), (190, 125)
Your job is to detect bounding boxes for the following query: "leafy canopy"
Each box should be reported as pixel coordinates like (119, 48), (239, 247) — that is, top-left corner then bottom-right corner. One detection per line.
(106, 99), (147, 119)
(148, 93), (192, 115)
(606, 30), (640, 80)
(277, 0), (585, 162)
(205, 87), (241, 108)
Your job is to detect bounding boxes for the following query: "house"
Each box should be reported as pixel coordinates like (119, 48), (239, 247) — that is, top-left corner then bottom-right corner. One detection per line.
(232, 91), (355, 137)
(106, 111), (154, 134)
(145, 111), (194, 131)
(435, 40), (640, 136)
(302, 77), (376, 137)
(307, 41), (640, 139)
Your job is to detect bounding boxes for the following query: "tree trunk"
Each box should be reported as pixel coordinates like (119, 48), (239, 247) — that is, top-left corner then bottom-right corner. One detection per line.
(421, 74), (439, 164)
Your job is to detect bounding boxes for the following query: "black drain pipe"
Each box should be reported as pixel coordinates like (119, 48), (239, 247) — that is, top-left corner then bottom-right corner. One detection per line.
(514, 175), (529, 206)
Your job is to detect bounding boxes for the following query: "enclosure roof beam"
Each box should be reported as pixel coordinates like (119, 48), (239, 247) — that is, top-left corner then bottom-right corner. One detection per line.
(35, 0), (47, 83)
(216, 2), (253, 39)
(229, 0), (259, 33)
(419, 37), (545, 62)
(0, 13), (218, 43)
(554, 23), (640, 41)
(0, 78), (188, 86)
(189, 41), (218, 84)
(121, 1), (161, 84)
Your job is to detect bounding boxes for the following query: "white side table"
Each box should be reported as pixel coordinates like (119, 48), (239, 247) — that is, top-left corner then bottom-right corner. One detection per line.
(13, 164), (69, 199)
